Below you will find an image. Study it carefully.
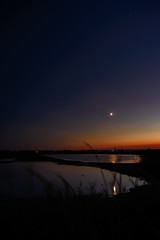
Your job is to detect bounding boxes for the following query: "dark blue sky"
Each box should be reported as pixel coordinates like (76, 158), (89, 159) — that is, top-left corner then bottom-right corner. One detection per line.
(1, 1), (160, 150)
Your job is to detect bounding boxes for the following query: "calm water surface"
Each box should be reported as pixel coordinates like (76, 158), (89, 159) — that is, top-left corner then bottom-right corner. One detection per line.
(47, 154), (141, 163)
(0, 160), (146, 200)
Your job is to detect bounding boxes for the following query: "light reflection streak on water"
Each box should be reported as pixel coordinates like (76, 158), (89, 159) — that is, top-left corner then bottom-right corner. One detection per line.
(46, 154), (141, 163)
(113, 185), (117, 195)
(110, 155), (118, 163)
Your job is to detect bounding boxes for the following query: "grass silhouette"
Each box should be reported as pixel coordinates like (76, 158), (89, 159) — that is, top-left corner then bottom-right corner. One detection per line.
(84, 141), (108, 194)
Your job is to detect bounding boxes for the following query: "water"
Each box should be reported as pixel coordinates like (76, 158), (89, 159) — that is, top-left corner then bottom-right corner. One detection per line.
(0, 161), (146, 200)
(47, 153), (141, 163)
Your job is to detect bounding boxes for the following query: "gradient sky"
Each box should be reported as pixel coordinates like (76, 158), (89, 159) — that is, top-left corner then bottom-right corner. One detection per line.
(1, 1), (160, 150)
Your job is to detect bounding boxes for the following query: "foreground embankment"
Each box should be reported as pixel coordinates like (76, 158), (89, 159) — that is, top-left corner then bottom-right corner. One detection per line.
(0, 185), (160, 240)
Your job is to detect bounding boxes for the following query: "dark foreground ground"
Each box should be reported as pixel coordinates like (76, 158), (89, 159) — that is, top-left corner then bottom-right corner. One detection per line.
(0, 186), (160, 240)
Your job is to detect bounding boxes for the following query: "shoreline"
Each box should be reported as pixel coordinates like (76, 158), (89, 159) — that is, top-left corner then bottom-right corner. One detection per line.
(0, 154), (153, 181)
(1, 152), (159, 183)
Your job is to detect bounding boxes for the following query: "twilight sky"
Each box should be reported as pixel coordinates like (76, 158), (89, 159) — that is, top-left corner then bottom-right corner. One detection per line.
(1, 1), (160, 150)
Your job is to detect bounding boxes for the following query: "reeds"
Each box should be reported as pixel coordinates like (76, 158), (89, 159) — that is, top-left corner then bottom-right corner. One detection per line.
(84, 142), (108, 194)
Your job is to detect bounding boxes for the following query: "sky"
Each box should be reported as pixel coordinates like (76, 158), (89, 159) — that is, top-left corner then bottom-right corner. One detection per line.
(1, 0), (160, 150)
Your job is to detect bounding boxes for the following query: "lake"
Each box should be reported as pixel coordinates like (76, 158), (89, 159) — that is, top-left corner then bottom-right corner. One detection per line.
(0, 159), (146, 200)
(46, 153), (141, 163)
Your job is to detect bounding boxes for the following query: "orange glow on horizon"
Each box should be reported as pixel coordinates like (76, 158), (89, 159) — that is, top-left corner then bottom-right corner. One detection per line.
(37, 141), (160, 151)
(77, 139), (160, 150)
(36, 131), (160, 150)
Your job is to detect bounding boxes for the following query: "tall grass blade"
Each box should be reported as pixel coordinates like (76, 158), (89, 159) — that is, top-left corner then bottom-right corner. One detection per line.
(84, 141), (108, 195)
